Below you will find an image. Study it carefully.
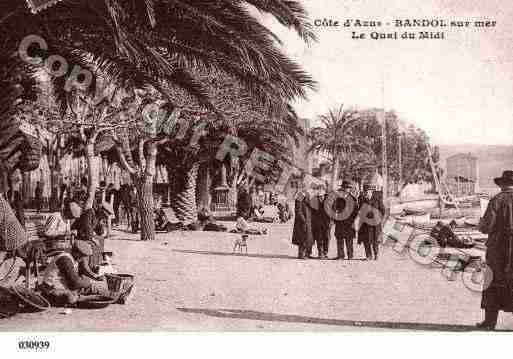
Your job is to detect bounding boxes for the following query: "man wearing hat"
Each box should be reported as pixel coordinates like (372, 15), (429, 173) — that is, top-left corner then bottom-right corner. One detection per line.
(478, 170), (513, 329)
(358, 183), (385, 260)
(332, 180), (359, 260)
(309, 184), (331, 259)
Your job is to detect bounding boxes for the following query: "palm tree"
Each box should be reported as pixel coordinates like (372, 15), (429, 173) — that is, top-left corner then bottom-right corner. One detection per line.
(0, 62), (44, 252)
(1, 1), (316, 113)
(2, 0), (317, 135)
(1, 2), (215, 243)
(1, 0), (316, 239)
(157, 71), (305, 221)
(309, 105), (371, 190)
(158, 128), (203, 223)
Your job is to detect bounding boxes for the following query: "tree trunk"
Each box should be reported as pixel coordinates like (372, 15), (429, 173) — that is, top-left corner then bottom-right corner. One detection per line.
(141, 141), (156, 241)
(331, 154), (340, 191)
(22, 171), (31, 206)
(115, 132), (154, 241)
(226, 161), (238, 212)
(49, 167), (60, 212)
(85, 142), (100, 210)
(196, 162), (211, 211)
(170, 162), (199, 223)
(134, 174), (155, 241)
(228, 179), (237, 211)
(47, 141), (60, 212)
(220, 162), (228, 187)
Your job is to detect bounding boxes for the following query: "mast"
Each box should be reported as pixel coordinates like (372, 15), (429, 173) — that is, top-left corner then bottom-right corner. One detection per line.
(380, 66), (388, 202)
(382, 112), (388, 198)
(398, 132), (403, 189)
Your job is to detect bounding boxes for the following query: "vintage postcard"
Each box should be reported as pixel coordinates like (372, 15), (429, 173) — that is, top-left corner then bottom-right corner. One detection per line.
(0, 0), (512, 355)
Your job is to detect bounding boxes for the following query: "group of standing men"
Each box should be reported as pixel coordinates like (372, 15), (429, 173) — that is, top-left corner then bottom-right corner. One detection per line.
(292, 179), (385, 260)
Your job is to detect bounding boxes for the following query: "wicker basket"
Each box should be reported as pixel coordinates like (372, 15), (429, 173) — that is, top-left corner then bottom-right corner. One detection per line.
(105, 274), (135, 304)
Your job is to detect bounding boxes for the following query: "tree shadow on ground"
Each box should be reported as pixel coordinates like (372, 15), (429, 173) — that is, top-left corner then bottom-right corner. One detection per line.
(110, 237), (141, 242)
(177, 307), (485, 331)
(172, 249), (297, 260)
(112, 228), (139, 234)
(172, 249), (372, 261)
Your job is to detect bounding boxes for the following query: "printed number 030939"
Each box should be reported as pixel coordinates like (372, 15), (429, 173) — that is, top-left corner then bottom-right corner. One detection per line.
(18, 341), (50, 350)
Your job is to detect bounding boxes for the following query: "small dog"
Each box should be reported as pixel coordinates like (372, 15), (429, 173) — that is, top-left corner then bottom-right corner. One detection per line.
(233, 234), (248, 253)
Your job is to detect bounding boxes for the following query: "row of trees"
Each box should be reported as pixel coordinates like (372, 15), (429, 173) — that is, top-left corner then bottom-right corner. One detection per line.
(309, 105), (439, 193)
(0, 1), (318, 241)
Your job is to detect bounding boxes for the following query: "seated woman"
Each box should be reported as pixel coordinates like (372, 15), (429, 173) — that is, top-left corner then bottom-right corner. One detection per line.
(198, 207), (214, 223)
(197, 207), (227, 232)
(154, 208), (168, 231)
(153, 195), (168, 231)
(250, 205), (276, 223)
(154, 206), (184, 232)
(40, 241), (105, 307)
(70, 202), (106, 272)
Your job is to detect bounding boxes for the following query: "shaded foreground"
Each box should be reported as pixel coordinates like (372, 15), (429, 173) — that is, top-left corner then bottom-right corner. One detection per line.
(1, 222), (512, 331)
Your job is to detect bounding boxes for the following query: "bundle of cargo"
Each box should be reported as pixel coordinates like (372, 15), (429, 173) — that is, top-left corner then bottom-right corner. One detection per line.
(403, 208), (428, 216)
(395, 207), (431, 226)
(395, 212), (431, 226)
(394, 217), (487, 250)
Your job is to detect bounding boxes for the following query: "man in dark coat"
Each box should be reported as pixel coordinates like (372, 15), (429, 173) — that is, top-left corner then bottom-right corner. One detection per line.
(358, 184), (385, 260)
(332, 180), (359, 260)
(310, 186), (331, 259)
(292, 183), (314, 259)
(478, 170), (513, 330)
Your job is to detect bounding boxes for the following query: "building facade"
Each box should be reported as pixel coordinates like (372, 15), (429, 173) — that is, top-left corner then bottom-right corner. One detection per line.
(445, 153), (479, 196)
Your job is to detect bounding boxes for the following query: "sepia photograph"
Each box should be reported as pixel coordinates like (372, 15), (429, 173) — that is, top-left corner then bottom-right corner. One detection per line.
(1, 0), (512, 356)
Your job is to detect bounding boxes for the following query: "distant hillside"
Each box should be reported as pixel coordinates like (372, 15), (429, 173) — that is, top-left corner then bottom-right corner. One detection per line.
(438, 144), (513, 192)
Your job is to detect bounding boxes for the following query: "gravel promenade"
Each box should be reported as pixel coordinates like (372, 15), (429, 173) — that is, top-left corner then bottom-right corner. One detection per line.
(2, 222), (512, 331)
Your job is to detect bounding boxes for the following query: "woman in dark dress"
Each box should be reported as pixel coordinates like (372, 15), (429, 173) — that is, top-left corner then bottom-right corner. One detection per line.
(292, 182), (313, 259)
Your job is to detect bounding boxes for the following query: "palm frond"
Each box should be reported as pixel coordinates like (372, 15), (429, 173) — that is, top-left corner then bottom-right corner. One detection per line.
(236, 0), (317, 43)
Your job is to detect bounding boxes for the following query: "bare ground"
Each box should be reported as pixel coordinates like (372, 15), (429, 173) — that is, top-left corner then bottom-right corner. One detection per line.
(1, 222), (512, 331)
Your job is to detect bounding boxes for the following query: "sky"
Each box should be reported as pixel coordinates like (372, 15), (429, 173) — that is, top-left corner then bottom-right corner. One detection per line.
(259, 0), (513, 146)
